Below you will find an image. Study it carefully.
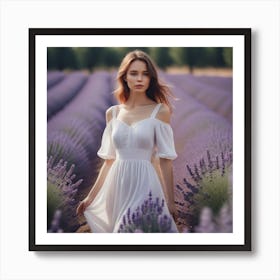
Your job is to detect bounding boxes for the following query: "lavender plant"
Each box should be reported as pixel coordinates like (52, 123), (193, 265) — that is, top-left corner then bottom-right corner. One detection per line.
(47, 130), (92, 188)
(175, 150), (233, 232)
(47, 155), (83, 232)
(118, 191), (176, 233)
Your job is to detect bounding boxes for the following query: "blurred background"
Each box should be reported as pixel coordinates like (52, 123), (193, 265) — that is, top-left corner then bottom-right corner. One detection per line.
(47, 47), (232, 75)
(47, 47), (233, 234)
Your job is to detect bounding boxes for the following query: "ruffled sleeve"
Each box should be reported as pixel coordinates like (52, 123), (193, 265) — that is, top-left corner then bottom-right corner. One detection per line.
(154, 121), (177, 160)
(97, 120), (116, 159)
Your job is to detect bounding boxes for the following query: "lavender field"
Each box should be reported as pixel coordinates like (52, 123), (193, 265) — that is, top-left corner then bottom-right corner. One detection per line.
(47, 70), (233, 233)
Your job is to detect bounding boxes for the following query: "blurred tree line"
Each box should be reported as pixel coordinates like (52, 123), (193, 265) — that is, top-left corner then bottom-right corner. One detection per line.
(47, 47), (232, 73)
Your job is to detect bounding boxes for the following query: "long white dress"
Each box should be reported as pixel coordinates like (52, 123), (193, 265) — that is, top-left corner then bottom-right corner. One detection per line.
(84, 103), (178, 233)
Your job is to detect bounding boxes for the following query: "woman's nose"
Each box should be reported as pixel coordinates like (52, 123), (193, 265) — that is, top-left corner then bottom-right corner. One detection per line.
(137, 74), (143, 80)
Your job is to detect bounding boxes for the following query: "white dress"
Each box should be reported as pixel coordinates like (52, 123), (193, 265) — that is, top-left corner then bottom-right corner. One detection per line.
(84, 103), (178, 233)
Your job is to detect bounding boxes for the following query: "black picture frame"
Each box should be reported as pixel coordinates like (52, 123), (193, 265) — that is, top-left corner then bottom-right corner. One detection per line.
(29, 28), (251, 251)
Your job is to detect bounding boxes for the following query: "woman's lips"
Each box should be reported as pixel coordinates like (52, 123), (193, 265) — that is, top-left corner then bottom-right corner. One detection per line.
(135, 85), (144, 88)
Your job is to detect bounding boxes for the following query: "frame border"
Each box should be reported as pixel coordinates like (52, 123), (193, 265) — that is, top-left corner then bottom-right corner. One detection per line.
(29, 28), (251, 251)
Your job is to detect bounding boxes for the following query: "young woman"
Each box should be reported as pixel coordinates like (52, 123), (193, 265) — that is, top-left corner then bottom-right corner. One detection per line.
(76, 50), (178, 233)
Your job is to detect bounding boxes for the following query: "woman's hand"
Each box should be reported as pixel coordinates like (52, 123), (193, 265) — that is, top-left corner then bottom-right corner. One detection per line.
(76, 197), (92, 216)
(76, 159), (115, 216)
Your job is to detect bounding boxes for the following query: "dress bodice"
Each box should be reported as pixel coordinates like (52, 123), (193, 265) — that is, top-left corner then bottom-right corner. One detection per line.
(97, 103), (177, 162)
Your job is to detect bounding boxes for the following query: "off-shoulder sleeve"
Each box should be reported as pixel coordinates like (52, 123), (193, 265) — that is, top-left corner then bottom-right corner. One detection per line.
(154, 121), (177, 160)
(97, 120), (116, 159)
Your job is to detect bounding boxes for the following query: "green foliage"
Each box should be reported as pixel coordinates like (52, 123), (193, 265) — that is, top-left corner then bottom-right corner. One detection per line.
(47, 182), (63, 228)
(169, 47), (185, 66)
(47, 47), (232, 71)
(179, 149), (233, 232)
(47, 156), (83, 232)
(223, 48), (233, 67)
(149, 47), (173, 69)
(190, 166), (232, 226)
(47, 47), (77, 70)
(169, 47), (230, 73)
(72, 47), (104, 70)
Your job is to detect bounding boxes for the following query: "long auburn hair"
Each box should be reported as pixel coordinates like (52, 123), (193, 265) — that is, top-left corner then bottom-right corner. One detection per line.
(113, 50), (176, 113)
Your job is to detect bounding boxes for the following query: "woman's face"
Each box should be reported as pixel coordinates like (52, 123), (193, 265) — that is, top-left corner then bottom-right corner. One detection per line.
(125, 60), (151, 94)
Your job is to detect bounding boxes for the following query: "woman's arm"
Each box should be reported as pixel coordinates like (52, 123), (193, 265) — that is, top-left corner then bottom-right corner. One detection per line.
(156, 104), (178, 219)
(76, 107), (115, 215)
(86, 159), (114, 201)
(76, 159), (114, 215)
(159, 158), (177, 218)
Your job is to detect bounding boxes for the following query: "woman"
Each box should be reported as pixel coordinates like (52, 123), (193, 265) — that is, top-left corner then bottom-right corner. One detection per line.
(76, 50), (178, 233)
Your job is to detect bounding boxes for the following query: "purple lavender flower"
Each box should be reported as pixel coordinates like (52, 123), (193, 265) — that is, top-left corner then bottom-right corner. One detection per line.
(215, 155), (220, 170)
(194, 164), (202, 181)
(186, 164), (197, 182)
(221, 151), (226, 176)
(199, 158), (207, 174)
(176, 149), (233, 232)
(207, 150), (214, 172)
(47, 156), (83, 232)
(118, 191), (176, 233)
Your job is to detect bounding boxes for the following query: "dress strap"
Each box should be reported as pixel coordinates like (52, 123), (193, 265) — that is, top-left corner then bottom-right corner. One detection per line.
(111, 106), (116, 119)
(111, 105), (120, 119)
(150, 103), (162, 118)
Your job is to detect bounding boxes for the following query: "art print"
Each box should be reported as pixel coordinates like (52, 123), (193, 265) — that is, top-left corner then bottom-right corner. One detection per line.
(29, 28), (251, 251)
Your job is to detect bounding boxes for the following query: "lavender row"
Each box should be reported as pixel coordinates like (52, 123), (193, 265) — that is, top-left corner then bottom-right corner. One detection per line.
(47, 71), (117, 190)
(47, 71), (66, 89)
(195, 75), (232, 93)
(162, 80), (232, 183)
(47, 71), (88, 120)
(164, 74), (232, 123)
(168, 79), (232, 231)
(156, 75), (232, 222)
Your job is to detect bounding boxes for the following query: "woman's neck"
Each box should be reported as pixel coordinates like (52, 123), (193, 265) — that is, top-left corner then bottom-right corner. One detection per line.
(124, 94), (156, 108)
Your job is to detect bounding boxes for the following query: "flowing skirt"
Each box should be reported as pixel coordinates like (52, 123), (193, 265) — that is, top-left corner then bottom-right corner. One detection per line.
(84, 159), (178, 233)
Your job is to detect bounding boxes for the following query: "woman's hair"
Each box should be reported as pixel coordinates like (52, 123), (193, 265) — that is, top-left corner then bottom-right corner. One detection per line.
(113, 50), (175, 112)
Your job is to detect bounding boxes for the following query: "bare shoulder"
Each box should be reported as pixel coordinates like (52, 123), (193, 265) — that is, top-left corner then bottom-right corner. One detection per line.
(156, 103), (171, 123)
(105, 105), (117, 123)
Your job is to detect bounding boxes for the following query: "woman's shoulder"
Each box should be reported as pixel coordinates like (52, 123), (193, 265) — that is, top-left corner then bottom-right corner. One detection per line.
(105, 105), (119, 123)
(156, 103), (171, 124)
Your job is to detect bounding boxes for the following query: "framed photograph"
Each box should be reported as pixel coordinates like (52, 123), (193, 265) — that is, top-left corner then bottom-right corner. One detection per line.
(29, 28), (251, 251)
